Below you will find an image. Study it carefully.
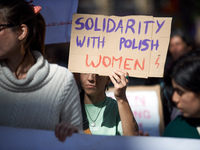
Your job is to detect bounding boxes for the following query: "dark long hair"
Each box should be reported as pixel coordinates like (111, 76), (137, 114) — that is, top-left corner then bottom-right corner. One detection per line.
(172, 55), (200, 93)
(80, 90), (90, 130)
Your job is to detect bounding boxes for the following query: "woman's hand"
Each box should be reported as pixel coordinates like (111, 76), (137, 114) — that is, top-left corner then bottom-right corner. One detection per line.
(109, 69), (129, 101)
(134, 130), (150, 136)
(55, 122), (78, 142)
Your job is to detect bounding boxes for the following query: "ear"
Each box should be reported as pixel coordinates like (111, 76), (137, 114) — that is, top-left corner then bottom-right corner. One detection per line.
(106, 77), (111, 86)
(18, 24), (28, 41)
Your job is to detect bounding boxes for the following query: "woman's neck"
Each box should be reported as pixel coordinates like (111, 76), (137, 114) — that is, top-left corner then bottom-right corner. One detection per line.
(5, 51), (35, 79)
(84, 93), (106, 104)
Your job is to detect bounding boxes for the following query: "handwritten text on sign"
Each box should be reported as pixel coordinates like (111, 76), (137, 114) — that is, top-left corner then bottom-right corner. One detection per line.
(68, 14), (172, 78)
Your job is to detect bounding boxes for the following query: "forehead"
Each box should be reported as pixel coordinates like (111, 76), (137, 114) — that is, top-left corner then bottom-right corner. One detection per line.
(80, 73), (108, 79)
(172, 79), (200, 97)
(172, 79), (185, 90)
(0, 16), (2, 23)
(170, 35), (184, 43)
(0, 8), (9, 23)
(0, 15), (5, 24)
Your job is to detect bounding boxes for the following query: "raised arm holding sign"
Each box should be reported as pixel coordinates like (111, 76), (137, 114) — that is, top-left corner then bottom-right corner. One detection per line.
(79, 69), (139, 136)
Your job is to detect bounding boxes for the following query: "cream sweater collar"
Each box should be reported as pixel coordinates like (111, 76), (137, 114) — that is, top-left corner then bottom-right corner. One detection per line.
(0, 51), (51, 92)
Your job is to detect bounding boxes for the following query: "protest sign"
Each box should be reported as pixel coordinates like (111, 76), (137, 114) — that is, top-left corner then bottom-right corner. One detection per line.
(1, 126), (200, 150)
(106, 85), (164, 136)
(27, 0), (78, 44)
(68, 14), (172, 78)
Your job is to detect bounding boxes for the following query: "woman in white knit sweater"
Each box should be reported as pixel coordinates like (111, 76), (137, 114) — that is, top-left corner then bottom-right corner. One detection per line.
(0, 0), (82, 142)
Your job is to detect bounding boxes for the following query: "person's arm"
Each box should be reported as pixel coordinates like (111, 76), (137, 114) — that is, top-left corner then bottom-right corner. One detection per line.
(109, 69), (139, 136)
(54, 69), (83, 141)
(59, 70), (83, 132)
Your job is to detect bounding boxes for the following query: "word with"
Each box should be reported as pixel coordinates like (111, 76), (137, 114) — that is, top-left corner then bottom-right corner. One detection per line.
(75, 17), (165, 35)
(76, 36), (105, 49)
(85, 54), (145, 71)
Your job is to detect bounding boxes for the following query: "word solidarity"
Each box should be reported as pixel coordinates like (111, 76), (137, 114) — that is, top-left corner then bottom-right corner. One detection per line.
(75, 17), (165, 35)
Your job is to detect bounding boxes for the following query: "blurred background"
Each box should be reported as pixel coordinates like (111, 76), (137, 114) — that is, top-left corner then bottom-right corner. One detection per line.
(77, 0), (200, 47)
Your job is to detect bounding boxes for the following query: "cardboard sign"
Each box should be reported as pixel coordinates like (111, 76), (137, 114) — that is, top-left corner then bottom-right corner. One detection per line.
(68, 14), (172, 78)
(106, 85), (164, 136)
(27, 0), (78, 44)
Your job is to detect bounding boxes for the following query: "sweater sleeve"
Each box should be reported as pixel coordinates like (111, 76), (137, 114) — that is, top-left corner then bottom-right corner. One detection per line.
(60, 70), (83, 133)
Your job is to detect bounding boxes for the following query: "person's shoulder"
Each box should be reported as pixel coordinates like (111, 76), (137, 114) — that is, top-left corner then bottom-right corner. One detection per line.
(50, 64), (72, 74)
(106, 96), (116, 102)
(49, 64), (74, 81)
(173, 115), (184, 122)
(164, 115), (183, 130)
(104, 97), (119, 114)
(106, 96), (118, 106)
(169, 115), (183, 124)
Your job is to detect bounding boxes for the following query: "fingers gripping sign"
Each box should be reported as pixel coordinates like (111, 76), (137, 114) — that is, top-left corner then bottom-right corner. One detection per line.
(109, 69), (129, 100)
(110, 69), (129, 85)
(55, 122), (78, 142)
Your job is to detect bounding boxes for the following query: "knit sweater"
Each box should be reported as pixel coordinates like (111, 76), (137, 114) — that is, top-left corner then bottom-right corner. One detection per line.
(0, 51), (83, 132)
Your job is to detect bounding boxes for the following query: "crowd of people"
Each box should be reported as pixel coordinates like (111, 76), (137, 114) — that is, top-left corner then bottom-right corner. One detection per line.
(0, 0), (199, 143)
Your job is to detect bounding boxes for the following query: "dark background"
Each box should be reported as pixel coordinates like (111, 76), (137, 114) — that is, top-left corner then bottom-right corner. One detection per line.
(77, 0), (200, 47)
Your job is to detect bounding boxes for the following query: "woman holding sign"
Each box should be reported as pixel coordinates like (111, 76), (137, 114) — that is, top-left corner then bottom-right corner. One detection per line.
(0, 0), (82, 142)
(163, 50), (200, 139)
(79, 69), (139, 135)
